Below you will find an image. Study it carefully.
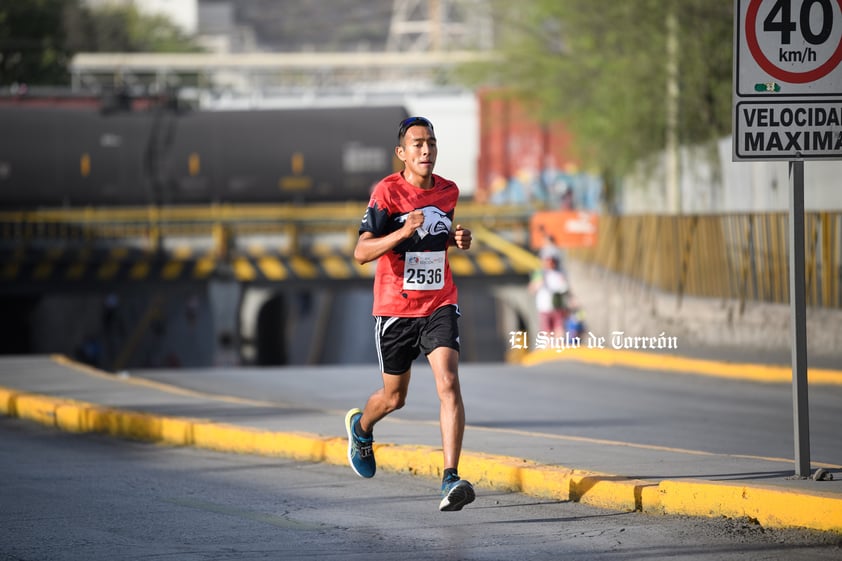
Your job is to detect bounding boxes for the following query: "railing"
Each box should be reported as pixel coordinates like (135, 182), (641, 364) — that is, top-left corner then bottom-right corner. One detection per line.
(0, 202), (533, 256)
(6, 206), (838, 310)
(570, 213), (842, 310)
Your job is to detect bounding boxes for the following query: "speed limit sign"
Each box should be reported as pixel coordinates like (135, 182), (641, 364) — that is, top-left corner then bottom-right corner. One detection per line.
(737, 0), (842, 95)
(734, 0), (842, 159)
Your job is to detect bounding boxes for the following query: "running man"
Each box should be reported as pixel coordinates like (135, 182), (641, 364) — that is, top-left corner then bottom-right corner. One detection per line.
(345, 116), (475, 512)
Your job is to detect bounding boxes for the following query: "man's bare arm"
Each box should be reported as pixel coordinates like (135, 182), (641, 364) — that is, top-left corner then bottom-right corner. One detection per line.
(353, 210), (425, 264)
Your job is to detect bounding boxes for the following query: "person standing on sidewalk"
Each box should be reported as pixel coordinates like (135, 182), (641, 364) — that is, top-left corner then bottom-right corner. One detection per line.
(528, 250), (570, 335)
(345, 116), (475, 512)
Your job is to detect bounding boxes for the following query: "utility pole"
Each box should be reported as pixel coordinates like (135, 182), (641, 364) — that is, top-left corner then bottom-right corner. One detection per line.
(665, 7), (681, 214)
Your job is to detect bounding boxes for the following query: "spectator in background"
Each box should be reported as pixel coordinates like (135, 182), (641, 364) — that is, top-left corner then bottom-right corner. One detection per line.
(529, 249), (570, 334)
(561, 185), (575, 210)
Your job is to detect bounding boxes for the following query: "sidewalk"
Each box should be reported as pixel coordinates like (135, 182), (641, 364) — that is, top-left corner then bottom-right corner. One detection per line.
(1, 353), (840, 534)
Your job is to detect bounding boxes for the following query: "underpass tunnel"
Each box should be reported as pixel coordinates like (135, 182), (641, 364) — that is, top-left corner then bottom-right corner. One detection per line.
(238, 285), (379, 367)
(237, 281), (530, 367)
(0, 279), (531, 370)
(255, 294), (288, 366)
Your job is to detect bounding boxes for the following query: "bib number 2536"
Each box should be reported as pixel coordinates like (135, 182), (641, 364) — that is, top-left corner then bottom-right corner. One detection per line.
(403, 251), (445, 290)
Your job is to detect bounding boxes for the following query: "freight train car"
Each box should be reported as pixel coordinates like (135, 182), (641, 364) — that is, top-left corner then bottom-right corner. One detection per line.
(0, 104), (408, 208)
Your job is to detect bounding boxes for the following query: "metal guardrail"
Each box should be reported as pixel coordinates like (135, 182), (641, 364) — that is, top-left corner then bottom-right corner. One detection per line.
(0, 202), (537, 286)
(9, 205), (836, 310)
(0, 202), (532, 253)
(570, 213), (842, 310)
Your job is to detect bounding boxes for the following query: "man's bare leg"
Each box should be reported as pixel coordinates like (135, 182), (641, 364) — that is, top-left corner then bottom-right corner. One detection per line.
(358, 369), (412, 435)
(427, 347), (464, 470)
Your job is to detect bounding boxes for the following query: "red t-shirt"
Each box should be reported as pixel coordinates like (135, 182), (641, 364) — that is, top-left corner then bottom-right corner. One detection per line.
(359, 172), (460, 317)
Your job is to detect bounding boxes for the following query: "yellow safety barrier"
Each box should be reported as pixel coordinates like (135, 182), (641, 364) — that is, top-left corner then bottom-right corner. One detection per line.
(570, 213), (841, 309)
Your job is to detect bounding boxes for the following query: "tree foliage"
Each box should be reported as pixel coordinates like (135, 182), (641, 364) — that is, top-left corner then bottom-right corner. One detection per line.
(0, 0), (71, 85)
(469, 0), (734, 175)
(66, 3), (203, 54)
(0, 0), (202, 86)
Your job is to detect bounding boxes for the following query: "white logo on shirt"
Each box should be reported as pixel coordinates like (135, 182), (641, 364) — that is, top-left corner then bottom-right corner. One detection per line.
(398, 205), (452, 238)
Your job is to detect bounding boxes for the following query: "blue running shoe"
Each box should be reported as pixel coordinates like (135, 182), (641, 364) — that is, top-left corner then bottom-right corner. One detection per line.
(439, 476), (475, 511)
(345, 408), (375, 478)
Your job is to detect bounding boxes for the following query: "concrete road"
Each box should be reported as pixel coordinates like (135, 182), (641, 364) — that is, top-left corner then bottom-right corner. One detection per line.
(135, 359), (842, 467)
(1, 353), (841, 536)
(2, 415), (840, 561)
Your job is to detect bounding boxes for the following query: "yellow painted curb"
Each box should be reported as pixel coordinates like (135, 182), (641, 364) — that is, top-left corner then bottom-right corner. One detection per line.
(658, 479), (842, 533)
(2, 384), (840, 533)
(521, 347), (842, 386)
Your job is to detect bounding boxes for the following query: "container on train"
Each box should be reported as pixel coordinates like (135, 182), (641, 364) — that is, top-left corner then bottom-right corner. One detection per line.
(475, 89), (600, 210)
(0, 102), (407, 208)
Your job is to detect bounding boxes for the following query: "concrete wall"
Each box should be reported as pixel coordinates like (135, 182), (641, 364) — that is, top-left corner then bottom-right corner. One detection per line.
(25, 260), (838, 371)
(30, 286), (215, 371)
(564, 259), (842, 366)
(623, 136), (842, 214)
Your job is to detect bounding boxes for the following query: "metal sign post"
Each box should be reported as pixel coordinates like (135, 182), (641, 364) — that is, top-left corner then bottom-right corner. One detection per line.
(788, 160), (810, 477)
(734, 0), (842, 477)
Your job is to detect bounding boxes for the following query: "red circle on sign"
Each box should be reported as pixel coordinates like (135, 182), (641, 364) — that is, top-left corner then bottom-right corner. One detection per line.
(746, 0), (842, 83)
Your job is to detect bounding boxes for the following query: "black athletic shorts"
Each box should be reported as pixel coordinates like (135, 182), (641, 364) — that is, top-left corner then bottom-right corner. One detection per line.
(374, 304), (461, 375)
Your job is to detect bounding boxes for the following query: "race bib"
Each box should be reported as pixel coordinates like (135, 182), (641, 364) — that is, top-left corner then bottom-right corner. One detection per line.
(403, 251), (445, 290)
